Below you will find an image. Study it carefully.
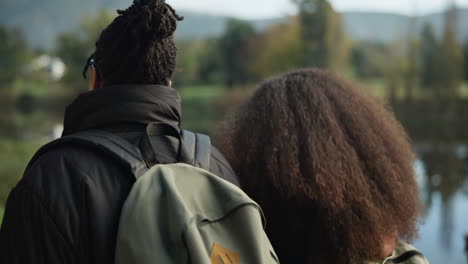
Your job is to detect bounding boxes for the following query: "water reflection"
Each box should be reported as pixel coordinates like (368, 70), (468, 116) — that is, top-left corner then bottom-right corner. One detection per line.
(465, 235), (468, 264)
(415, 143), (468, 263)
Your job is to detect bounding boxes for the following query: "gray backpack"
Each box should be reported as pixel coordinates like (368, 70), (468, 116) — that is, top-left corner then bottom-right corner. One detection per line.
(37, 124), (279, 264)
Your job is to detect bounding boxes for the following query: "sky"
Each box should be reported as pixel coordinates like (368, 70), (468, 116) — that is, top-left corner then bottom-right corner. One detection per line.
(168, 0), (468, 19)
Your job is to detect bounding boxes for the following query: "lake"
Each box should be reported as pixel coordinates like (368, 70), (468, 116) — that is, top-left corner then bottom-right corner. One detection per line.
(414, 145), (468, 264)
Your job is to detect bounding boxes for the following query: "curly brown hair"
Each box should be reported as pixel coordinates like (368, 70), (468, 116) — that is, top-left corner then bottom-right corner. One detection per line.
(216, 69), (422, 264)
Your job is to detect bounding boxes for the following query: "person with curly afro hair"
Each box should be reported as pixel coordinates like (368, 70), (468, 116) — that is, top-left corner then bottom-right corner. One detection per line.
(217, 68), (429, 264)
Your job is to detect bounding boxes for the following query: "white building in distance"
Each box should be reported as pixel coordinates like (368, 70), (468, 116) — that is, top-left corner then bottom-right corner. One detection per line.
(29, 55), (66, 81)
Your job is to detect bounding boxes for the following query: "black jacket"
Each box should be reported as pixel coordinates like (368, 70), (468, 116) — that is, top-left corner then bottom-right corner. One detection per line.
(0, 85), (239, 264)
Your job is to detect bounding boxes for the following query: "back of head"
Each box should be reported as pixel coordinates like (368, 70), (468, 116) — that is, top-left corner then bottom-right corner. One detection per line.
(218, 69), (422, 263)
(89, 0), (183, 86)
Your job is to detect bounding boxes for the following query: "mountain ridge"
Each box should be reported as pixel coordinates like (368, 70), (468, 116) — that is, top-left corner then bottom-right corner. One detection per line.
(0, 0), (467, 49)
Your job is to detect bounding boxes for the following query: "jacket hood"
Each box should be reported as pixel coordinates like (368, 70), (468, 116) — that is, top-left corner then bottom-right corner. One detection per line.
(62, 85), (181, 135)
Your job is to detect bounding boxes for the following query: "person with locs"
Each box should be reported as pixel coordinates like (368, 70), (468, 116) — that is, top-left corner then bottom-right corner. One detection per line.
(0, 1), (240, 263)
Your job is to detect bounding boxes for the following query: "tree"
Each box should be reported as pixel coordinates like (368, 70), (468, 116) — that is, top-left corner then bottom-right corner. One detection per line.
(327, 11), (350, 71)
(0, 26), (31, 137)
(55, 10), (115, 95)
(174, 39), (203, 86)
(294, 0), (329, 68)
(250, 17), (303, 79)
(464, 40), (468, 82)
(174, 38), (223, 86)
(434, 4), (464, 99)
(351, 42), (389, 79)
(56, 10), (115, 69)
(403, 16), (420, 101)
(293, 0), (350, 70)
(196, 38), (223, 84)
(0, 26), (30, 84)
(218, 19), (256, 88)
(384, 38), (406, 103)
(420, 23), (438, 90)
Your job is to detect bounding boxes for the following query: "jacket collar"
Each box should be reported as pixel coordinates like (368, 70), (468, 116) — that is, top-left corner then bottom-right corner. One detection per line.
(62, 85), (181, 136)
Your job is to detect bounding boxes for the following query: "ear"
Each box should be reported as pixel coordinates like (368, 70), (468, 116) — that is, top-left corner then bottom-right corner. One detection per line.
(89, 67), (103, 91)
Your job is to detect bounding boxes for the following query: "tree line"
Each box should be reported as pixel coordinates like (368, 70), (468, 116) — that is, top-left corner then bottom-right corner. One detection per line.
(175, 0), (351, 88)
(175, 2), (468, 102)
(1, 0), (468, 109)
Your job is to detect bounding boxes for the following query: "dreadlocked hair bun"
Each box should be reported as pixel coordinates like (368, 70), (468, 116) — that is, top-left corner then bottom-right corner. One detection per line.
(92, 0), (184, 86)
(119, 0), (183, 40)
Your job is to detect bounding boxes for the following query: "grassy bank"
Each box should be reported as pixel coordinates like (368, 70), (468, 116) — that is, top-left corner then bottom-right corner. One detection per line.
(358, 79), (468, 100)
(179, 84), (245, 135)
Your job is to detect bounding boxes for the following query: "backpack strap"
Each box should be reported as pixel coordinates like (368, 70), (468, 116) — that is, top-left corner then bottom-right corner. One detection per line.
(27, 124), (212, 179)
(26, 130), (149, 179)
(389, 250), (424, 263)
(139, 123), (211, 170)
(181, 130), (211, 171)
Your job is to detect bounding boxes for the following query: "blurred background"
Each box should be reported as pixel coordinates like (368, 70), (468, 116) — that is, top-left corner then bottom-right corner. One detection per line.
(1, 0), (468, 262)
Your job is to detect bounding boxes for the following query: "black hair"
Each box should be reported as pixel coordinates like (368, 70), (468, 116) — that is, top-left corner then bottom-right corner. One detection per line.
(83, 0), (183, 86)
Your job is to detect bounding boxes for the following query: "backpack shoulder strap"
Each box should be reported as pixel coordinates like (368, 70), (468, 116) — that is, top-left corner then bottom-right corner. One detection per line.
(391, 250), (424, 263)
(181, 130), (211, 171)
(27, 130), (148, 179)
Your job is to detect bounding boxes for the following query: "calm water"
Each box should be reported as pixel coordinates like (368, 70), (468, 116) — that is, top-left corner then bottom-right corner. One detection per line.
(414, 145), (468, 264)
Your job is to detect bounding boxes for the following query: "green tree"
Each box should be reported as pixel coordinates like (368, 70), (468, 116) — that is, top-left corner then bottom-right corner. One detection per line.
(0, 26), (30, 84)
(196, 38), (222, 84)
(351, 42), (389, 79)
(293, 0), (350, 70)
(218, 19), (256, 88)
(174, 39), (202, 86)
(0, 26), (31, 137)
(403, 17), (420, 101)
(327, 11), (350, 71)
(384, 38), (406, 103)
(434, 5), (464, 99)
(175, 38), (222, 86)
(463, 40), (468, 82)
(55, 10), (115, 95)
(420, 23), (439, 90)
(250, 18), (302, 79)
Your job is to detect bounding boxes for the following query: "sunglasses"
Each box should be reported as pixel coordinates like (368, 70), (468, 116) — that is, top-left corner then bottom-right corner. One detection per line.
(82, 53), (96, 80)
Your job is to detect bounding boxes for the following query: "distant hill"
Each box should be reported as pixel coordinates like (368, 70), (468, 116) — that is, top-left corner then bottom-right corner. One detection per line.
(1, 0), (467, 49)
(178, 9), (468, 43)
(343, 9), (468, 43)
(175, 12), (283, 39)
(0, 0), (132, 49)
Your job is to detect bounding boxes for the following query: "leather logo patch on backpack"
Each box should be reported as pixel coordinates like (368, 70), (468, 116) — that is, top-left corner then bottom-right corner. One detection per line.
(210, 243), (240, 264)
